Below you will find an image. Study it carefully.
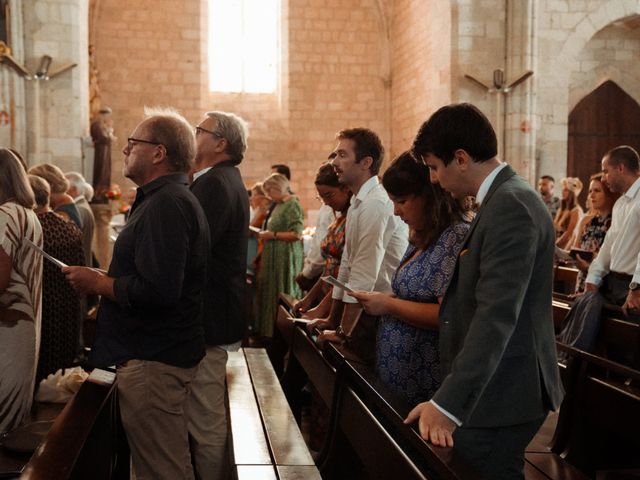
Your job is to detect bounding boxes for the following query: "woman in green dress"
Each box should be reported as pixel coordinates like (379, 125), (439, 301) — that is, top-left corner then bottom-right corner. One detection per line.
(255, 173), (304, 337)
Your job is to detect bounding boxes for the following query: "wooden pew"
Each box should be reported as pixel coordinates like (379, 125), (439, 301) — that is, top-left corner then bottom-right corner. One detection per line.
(554, 266), (579, 295)
(319, 344), (481, 480)
(553, 295), (640, 370)
(561, 351), (640, 477)
(21, 373), (129, 480)
(528, 345), (640, 479)
(226, 348), (320, 480)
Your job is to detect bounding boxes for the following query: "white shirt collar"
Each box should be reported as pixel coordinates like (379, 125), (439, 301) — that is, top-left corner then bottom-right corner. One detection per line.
(192, 166), (212, 181)
(352, 175), (379, 205)
(476, 162), (507, 206)
(624, 176), (640, 200)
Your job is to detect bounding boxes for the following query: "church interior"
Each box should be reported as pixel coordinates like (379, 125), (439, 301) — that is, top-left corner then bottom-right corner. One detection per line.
(2, 0), (638, 220)
(1, 1), (640, 479)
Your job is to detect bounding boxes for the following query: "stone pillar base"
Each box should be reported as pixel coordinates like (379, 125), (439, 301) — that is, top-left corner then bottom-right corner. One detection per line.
(91, 203), (114, 269)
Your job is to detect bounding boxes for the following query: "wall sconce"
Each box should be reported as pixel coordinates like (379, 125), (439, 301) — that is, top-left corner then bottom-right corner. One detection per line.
(0, 43), (77, 80)
(34, 55), (52, 79)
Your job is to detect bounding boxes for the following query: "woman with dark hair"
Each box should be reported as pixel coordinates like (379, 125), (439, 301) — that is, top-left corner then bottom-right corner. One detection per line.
(294, 163), (351, 317)
(0, 149), (43, 434)
(351, 152), (470, 404)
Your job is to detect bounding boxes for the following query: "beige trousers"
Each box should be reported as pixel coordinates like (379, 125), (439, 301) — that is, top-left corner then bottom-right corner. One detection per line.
(117, 359), (198, 480)
(186, 346), (229, 480)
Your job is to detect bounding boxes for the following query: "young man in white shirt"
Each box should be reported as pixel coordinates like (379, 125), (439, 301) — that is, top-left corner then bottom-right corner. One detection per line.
(308, 128), (407, 359)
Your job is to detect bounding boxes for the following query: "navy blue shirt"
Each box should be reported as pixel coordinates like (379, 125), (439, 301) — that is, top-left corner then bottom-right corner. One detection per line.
(90, 173), (210, 368)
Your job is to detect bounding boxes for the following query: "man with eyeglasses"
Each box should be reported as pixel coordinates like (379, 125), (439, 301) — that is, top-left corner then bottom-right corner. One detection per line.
(64, 107), (210, 480)
(187, 111), (250, 480)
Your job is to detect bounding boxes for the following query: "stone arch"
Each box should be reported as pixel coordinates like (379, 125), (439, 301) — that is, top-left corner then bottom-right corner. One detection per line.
(555, 1), (640, 75)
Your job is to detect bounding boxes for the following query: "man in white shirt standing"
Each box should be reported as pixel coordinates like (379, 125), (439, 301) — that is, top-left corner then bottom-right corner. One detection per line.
(309, 128), (407, 360)
(558, 146), (640, 350)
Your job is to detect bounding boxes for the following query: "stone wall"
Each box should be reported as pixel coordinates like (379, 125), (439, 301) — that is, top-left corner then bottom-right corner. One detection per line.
(389, 0), (451, 158)
(536, 0), (640, 182)
(4, 0), (639, 214)
(91, 0), (205, 190)
(207, 0), (391, 213)
(1, 0), (89, 171)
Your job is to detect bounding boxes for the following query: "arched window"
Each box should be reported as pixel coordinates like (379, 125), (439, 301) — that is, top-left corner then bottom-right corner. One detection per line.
(208, 0), (280, 93)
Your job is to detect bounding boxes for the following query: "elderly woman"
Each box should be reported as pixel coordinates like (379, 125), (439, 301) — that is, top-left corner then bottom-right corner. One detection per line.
(29, 175), (85, 386)
(554, 177), (583, 249)
(0, 149), (43, 434)
(254, 173), (304, 338)
(29, 163), (83, 229)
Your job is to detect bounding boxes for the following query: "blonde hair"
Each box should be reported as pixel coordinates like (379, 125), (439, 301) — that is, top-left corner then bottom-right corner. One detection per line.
(0, 149), (36, 208)
(262, 173), (289, 195)
(29, 163), (70, 194)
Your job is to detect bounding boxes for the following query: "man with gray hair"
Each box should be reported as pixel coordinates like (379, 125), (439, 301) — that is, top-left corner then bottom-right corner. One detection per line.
(64, 107), (210, 480)
(187, 111), (250, 479)
(65, 171), (95, 268)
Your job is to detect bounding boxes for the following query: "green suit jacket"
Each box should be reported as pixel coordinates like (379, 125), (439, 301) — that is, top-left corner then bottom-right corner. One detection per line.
(433, 165), (564, 428)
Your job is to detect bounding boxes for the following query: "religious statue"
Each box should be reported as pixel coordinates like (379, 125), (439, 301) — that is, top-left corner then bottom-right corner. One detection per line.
(90, 107), (115, 201)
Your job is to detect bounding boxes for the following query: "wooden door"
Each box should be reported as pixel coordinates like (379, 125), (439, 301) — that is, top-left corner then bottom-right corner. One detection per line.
(568, 81), (640, 206)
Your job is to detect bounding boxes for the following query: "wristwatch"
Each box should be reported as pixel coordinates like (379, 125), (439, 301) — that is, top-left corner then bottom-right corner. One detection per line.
(629, 282), (640, 291)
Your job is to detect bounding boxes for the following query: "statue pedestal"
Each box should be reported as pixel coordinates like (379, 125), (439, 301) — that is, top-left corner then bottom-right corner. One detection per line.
(91, 202), (114, 269)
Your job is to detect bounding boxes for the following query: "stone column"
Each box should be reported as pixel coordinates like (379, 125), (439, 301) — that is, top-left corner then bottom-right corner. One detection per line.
(91, 203), (113, 269)
(22, 0), (89, 171)
(504, 0), (537, 182)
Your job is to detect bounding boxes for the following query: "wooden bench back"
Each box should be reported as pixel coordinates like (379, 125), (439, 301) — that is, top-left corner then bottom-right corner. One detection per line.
(22, 376), (129, 480)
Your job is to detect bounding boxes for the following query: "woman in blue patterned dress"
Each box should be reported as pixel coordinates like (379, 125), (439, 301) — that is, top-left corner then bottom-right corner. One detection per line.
(351, 152), (469, 405)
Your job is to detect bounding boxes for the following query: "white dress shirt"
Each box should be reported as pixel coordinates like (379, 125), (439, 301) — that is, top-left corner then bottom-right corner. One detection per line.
(332, 175), (408, 303)
(586, 176), (640, 286)
(301, 204), (335, 279)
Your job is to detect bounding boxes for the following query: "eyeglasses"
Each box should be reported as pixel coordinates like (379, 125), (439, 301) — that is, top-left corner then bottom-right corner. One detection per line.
(195, 126), (223, 138)
(126, 137), (162, 152)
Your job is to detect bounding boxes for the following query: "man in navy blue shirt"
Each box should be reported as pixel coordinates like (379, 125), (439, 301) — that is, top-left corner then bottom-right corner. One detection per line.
(65, 107), (210, 480)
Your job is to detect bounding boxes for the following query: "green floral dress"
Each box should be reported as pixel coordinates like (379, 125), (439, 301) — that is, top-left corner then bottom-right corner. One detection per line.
(255, 198), (304, 336)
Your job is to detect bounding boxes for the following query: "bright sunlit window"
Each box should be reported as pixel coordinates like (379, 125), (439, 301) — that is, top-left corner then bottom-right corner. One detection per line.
(208, 0), (280, 93)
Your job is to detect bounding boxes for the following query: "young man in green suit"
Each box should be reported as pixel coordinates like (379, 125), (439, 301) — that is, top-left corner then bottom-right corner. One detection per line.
(405, 103), (564, 479)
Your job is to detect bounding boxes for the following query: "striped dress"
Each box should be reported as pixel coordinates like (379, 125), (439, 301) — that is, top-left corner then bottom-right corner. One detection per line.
(0, 202), (43, 434)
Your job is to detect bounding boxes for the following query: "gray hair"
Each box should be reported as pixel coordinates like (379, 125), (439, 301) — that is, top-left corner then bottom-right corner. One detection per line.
(65, 171), (94, 201)
(143, 106), (196, 173)
(205, 111), (249, 165)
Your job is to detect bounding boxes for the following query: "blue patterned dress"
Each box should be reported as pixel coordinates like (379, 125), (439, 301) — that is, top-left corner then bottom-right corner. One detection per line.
(376, 222), (469, 405)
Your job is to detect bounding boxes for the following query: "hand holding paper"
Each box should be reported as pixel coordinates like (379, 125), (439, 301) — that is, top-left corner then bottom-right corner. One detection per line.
(24, 238), (68, 268)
